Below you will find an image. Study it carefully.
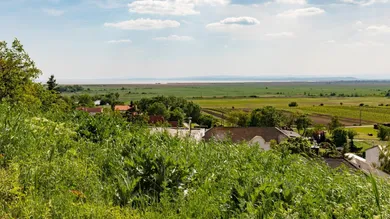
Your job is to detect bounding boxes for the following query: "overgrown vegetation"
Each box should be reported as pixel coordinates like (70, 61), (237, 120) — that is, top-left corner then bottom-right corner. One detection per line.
(2, 38), (390, 218)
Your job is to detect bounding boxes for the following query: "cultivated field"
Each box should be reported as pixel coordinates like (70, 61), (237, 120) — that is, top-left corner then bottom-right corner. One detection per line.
(63, 82), (390, 125)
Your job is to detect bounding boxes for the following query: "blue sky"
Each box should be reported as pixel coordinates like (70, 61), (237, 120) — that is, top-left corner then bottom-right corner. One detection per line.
(1, 0), (390, 81)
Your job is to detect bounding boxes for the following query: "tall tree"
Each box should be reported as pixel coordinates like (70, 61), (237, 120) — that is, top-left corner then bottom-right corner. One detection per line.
(328, 116), (343, 133)
(46, 75), (58, 91)
(295, 114), (312, 134)
(249, 106), (284, 127)
(0, 39), (41, 102)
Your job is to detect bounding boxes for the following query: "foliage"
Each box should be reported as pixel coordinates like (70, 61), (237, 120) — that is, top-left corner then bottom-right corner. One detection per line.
(272, 138), (317, 158)
(1, 104), (390, 218)
(377, 125), (390, 141)
(73, 94), (95, 107)
(295, 114), (312, 134)
(169, 108), (185, 126)
(197, 114), (216, 128)
(328, 116), (343, 133)
(379, 145), (390, 174)
(47, 75), (58, 91)
(249, 106), (284, 127)
(147, 102), (170, 119)
(226, 110), (250, 127)
(138, 96), (201, 123)
(0, 38), (41, 102)
(57, 85), (84, 93)
(332, 128), (348, 148)
(288, 101), (298, 107)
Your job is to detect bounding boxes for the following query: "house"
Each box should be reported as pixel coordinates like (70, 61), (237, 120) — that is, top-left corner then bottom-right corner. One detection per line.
(150, 127), (206, 142)
(345, 152), (389, 178)
(114, 105), (130, 112)
(76, 107), (104, 115)
(203, 127), (300, 151)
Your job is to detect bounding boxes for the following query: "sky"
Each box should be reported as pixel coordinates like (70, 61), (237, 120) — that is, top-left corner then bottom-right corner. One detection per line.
(1, 0), (390, 82)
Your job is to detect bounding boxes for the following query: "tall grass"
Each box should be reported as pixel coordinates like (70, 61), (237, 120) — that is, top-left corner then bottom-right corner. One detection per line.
(1, 103), (390, 218)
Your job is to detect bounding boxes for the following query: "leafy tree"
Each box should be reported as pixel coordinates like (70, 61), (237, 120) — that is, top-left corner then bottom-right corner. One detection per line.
(295, 114), (312, 134)
(46, 75), (58, 91)
(379, 145), (390, 173)
(76, 94), (95, 107)
(226, 110), (250, 127)
(347, 129), (360, 152)
(328, 116), (343, 133)
(249, 106), (284, 127)
(377, 125), (390, 141)
(288, 102), (298, 107)
(332, 128), (348, 148)
(169, 108), (185, 126)
(198, 114), (216, 128)
(272, 138), (317, 158)
(148, 102), (170, 119)
(0, 38), (41, 102)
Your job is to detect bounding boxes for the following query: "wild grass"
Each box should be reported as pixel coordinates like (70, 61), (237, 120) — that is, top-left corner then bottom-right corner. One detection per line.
(1, 103), (390, 218)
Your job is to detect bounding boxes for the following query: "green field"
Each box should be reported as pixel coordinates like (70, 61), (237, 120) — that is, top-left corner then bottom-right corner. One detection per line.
(65, 82), (390, 101)
(63, 82), (390, 124)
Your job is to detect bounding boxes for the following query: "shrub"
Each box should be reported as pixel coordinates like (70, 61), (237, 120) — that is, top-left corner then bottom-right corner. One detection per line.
(288, 102), (298, 107)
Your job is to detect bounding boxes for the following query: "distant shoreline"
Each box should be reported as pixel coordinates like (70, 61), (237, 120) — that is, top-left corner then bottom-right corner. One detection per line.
(39, 79), (390, 85)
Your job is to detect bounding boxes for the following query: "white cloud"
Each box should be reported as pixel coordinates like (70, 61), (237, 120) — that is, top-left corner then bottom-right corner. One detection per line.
(87, 0), (128, 8)
(366, 25), (390, 34)
(104, 19), (180, 30)
(128, 0), (199, 16)
(278, 7), (325, 18)
(153, 35), (194, 41)
(275, 0), (306, 4)
(128, 0), (229, 15)
(206, 16), (260, 30)
(107, 39), (132, 43)
(326, 40), (336, 43)
(42, 8), (65, 16)
(341, 0), (389, 6)
(265, 32), (295, 37)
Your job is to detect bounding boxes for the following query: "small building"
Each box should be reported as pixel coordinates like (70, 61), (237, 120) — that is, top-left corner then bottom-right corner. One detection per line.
(114, 105), (130, 112)
(76, 107), (104, 115)
(203, 127), (300, 151)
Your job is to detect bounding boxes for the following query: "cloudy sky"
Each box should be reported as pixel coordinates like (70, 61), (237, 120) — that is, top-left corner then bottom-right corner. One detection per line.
(1, 0), (390, 81)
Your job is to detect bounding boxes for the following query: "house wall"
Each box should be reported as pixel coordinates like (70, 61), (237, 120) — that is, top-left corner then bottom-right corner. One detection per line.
(366, 147), (381, 167)
(250, 136), (271, 151)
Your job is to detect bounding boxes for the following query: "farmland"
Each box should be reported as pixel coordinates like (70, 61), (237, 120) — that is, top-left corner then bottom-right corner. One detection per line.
(62, 82), (390, 125)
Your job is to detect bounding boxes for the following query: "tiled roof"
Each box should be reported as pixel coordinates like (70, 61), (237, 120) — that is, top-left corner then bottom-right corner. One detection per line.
(114, 105), (130, 111)
(204, 127), (289, 143)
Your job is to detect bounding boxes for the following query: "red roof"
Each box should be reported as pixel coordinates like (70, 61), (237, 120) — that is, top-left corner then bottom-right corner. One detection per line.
(149, 115), (165, 124)
(114, 105), (130, 111)
(76, 107), (104, 113)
